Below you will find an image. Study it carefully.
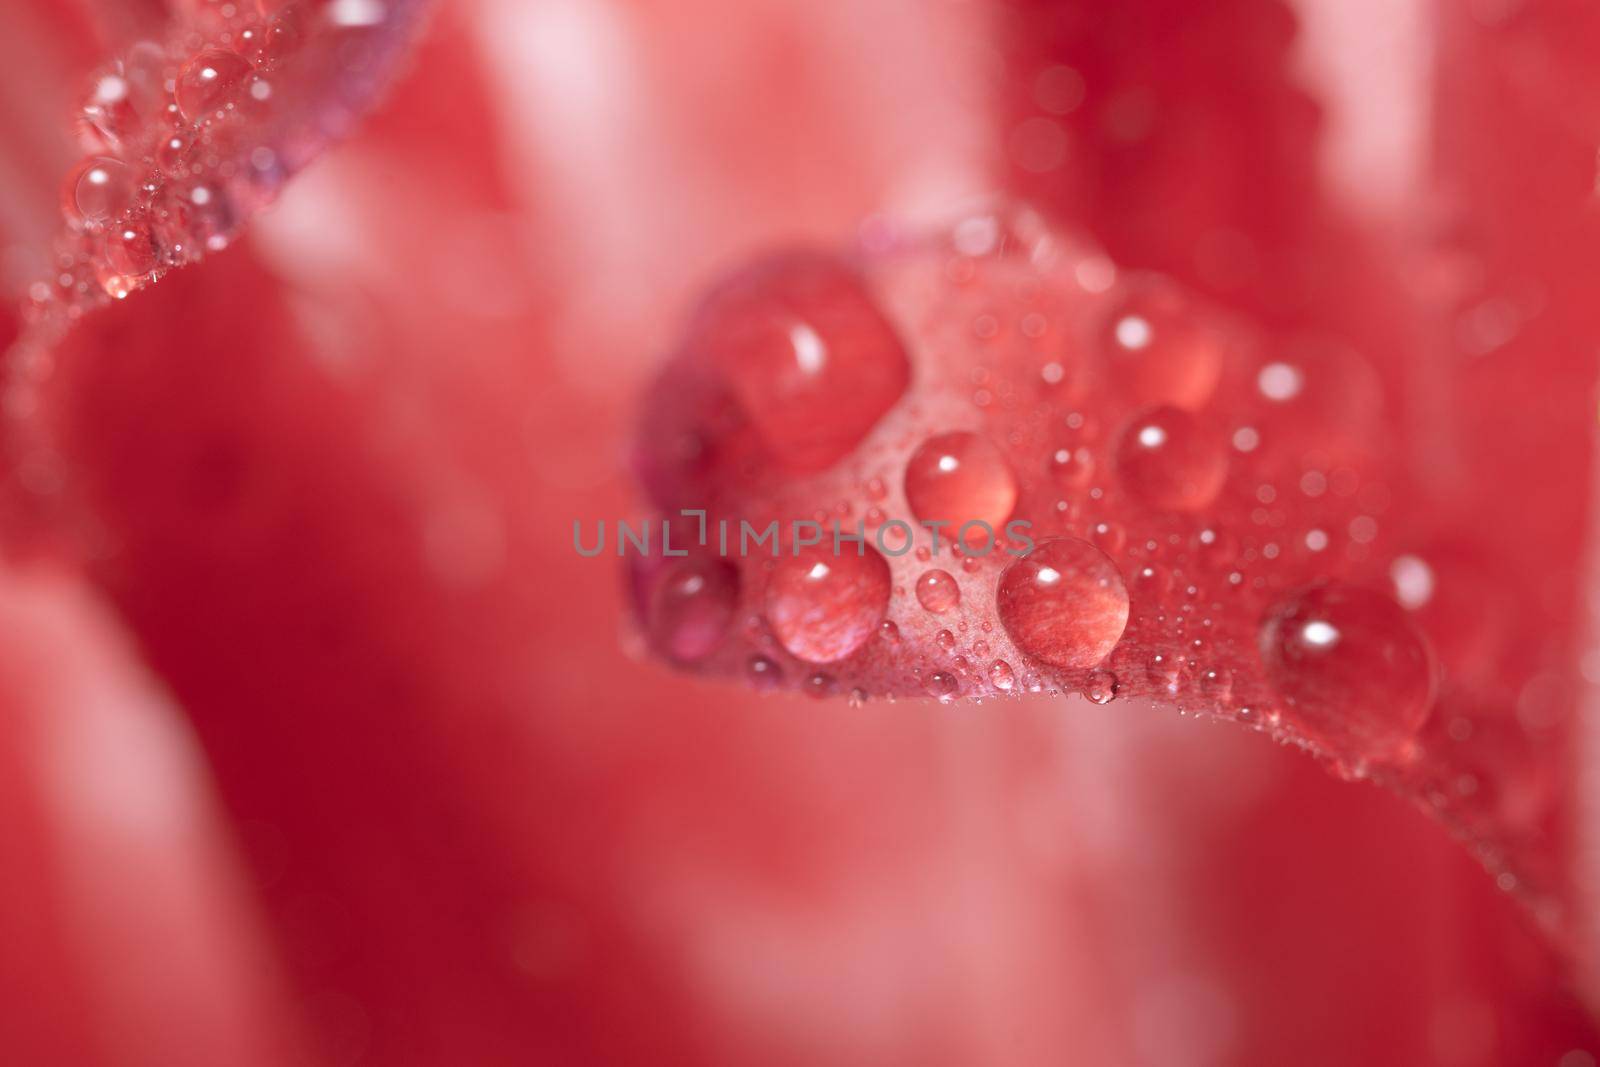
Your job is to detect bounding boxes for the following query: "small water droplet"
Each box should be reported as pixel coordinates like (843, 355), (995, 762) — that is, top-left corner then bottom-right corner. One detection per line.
(989, 660), (1016, 692)
(1145, 653), (1180, 693)
(926, 671), (959, 698)
(916, 569), (961, 614)
(1198, 667), (1233, 706)
(1048, 445), (1094, 489)
(1084, 670), (1118, 704)
(747, 655), (782, 689)
(1099, 276), (1224, 410)
(1091, 521), (1125, 555)
(103, 215), (160, 276)
(804, 672), (836, 699)
(1115, 406), (1228, 512)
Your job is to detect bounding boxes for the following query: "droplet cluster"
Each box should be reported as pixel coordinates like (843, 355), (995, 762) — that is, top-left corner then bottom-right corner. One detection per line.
(17, 0), (419, 336)
(629, 202), (1454, 775)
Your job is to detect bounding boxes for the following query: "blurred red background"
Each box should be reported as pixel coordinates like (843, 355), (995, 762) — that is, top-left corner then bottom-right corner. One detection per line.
(2, 1), (1600, 1064)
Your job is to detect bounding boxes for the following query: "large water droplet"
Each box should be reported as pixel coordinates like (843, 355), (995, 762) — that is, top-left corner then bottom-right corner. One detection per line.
(915, 569), (961, 613)
(1099, 275), (1224, 410)
(62, 157), (132, 226)
(690, 251), (910, 472)
(1259, 583), (1436, 761)
(765, 544), (892, 663)
(176, 48), (255, 124)
(1115, 406), (1227, 512)
(904, 431), (1018, 546)
(646, 557), (739, 663)
(996, 537), (1129, 669)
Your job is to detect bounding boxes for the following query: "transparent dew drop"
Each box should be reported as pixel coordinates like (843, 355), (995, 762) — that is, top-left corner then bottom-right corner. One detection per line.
(62, 157), (132, 226)
(1084, 670), (1118, 704)
(804, 672), (836, 699)
(1098, 275), (1225, 410)
(1091, 521), (1125, 555)
(997, 537), (1130, 669)
(1115, 406), (1228, 512)
(157, 130), (194, 178)
(691, 251), (910, 472)
(1199, 667), (1233, 706)
(926, 672), (959, 699)
(1259, 583), (1437, 761)
(176, 48), (255, 124)
(1145, 652), (1180, 693)
(81, 71), (137, 149)
(158, 181), (236, 253)
(103, 216), (160, 276)
(1048, 445), (1094, 489)
(237, 10), (303, 67)
(903, 431), (1018, 546)
(747, 655), (782, 689)
(645, 558), (739, 663)
(764, 544), (892, 663)
(989, 660), (1016, 692)
(915, 569), (961, 614)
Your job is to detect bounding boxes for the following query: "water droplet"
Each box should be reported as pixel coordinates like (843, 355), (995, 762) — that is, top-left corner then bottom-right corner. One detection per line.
(237, 10), (303, 67)
(879, 619), (900, 643)
(691, 252), (909, 472)
(1131, 563), (1170, 599)
(1091, 521), (1125, 555)
(747, 655), (782, 689)
(997, 537), (1129, 669)
(646, 558), (739, 663)
(1199, 667), (1233, 706)
(1084, 670), (1118, 704)
(916, 569), (961, 613)
(935, 629), (956, 651)
(764, 544), (891, 663)
(1145, 653), (1180, 693)
(1259, 583), (1436, 760)
(176, 48), (254, 124)
(103, 216), (159, 276)
(1390, 554), (1436, 610)
(62, 157), (132, 225)
(926, 672), (959, 698)
(1048, 445), (1094, 489)
(1257, 361), (1304, 401)
(903, 431), (1018, 546)
(1115, 406), (1227, 512)
(804, 672), (837, 699)
(989, 660), (1016, 691)
(1099, 276), (1224, 410)
(157, 130), (194, 178)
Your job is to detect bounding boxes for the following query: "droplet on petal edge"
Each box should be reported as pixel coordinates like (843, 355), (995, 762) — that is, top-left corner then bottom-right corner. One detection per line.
(1258, 582), (1437, 764)
(17, 0), (434, 337)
